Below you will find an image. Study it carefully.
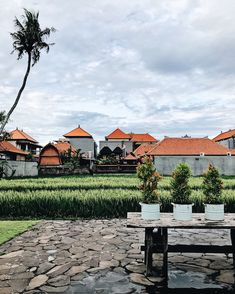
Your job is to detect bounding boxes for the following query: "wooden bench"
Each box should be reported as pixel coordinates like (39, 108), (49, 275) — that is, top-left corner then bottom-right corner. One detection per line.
(127, 212), (235, 282)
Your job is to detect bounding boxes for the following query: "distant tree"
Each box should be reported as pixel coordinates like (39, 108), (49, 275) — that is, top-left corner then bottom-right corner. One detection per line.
(0, 111), (9, 140)
(0, 9), (55, 136)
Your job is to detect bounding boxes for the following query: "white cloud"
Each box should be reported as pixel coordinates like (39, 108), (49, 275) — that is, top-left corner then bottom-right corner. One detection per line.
(0, 0), (235, 145)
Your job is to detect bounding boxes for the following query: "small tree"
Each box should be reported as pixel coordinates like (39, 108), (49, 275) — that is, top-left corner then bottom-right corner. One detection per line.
(137, 156), (161, 203)
(171, 162), (192, 204)
(202, 164), (223, 204)
(61, 148), (81, 169)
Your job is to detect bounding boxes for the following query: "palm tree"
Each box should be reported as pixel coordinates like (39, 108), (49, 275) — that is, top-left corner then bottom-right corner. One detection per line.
(0, 9), (55, 136)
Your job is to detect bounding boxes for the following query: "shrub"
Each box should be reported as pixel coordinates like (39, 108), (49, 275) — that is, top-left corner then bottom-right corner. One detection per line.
(170, 162), (192, 204)
(202, 164), (223, 204)
(136, 156), (161, 203)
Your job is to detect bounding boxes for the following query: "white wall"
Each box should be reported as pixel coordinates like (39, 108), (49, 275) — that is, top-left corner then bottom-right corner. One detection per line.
(69, 138), (96, 158)
(4, 161), (38, 177)
(154, 156), (235, 176)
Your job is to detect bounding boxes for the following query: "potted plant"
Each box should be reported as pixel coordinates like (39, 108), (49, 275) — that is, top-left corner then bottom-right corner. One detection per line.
(171, 163), (193, 221)
(137, 156), (162, 220)
(202, 164), (224, 221)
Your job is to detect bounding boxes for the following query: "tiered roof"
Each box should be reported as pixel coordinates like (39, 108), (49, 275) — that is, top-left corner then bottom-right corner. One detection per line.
(10, 129), (38, 143)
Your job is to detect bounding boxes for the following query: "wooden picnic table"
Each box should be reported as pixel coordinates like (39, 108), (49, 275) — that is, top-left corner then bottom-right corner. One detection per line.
(127, 212), (235, 282)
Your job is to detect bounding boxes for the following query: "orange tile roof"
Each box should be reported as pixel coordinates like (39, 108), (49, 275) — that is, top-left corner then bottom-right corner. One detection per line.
(64, 126), (92, 138)
(54, 141), (77, 154)
(124, 153), (137, 160)
(130, 133), (158, 142)
(148, 137), (233, 156)
(213, 129), (235, 142)
(134, 144), (156, 157)
(0, 141), (28, 155)
(106, 128), (131, 140)
(9, 129), (38, 143)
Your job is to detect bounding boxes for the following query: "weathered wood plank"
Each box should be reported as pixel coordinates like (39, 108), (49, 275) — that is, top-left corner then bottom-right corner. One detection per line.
(141, 244), (233, 253)
(127, 213), (235, 229)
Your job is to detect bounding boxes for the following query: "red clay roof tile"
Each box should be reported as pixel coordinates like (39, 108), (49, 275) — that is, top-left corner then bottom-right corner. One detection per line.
(0, 141), (28, 155)
(54, 141), (77, 154)
(106, 128), (131, 140)
(124, 153), (137, 160)
(134, 144), (156, 156)
(213, 129), (235, 142)
(148, 137), (233, 156)
(10, 129), (38, 143)
(64, 127), (92, 138)
(130, 133), (158, 142)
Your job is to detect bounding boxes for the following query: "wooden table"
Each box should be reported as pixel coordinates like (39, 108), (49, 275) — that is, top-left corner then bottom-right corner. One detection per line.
(127, 212), (235, 281)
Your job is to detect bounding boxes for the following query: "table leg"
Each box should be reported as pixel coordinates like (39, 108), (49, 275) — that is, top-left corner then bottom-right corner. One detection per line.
(162, 228), (168, 283)
(145, 228), (153, 276)
(230, 229), (235, 268)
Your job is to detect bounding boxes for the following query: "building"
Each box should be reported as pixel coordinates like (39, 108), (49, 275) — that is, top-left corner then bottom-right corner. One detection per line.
(39, 141), (76, 166)
(8, 128), (42, 155)
(148, 137), (235, 176)
(0, 141), (28, 161)
(213, 129), (235, 149)
(99, 128), (158, 156)
(133, 143), (156, 157)
(63, 126), (97, 159)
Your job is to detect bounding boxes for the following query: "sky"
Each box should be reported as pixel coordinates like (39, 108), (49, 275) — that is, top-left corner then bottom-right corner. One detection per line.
(0, 0), (235, 145)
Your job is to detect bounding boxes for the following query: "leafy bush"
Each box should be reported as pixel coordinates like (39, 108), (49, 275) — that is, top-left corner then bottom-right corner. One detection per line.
(170, 163), (192, 204)
(202, 164), (223, 204)
(137, 156), (161, 203)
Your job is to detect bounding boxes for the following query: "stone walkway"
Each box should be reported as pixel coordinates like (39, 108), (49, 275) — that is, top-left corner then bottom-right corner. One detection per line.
(0, 219), (234, 293)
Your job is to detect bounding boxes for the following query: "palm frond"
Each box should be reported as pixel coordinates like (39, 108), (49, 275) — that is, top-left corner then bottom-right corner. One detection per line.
(10, 8), (55, 65)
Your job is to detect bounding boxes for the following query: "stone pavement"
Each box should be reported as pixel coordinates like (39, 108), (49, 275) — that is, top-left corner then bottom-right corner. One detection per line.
(0, 219), (234, 293)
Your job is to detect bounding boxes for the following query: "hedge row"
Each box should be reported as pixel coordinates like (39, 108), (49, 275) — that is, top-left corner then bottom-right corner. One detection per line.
(1, 189), (235, 218)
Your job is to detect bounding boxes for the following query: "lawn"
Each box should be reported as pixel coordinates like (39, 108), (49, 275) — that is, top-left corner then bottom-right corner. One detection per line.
(0, 175), (235, 218)
(0, 220), (39, 245)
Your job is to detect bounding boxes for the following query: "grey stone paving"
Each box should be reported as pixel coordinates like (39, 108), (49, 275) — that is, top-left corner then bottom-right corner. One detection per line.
(0, 219), (234, 293)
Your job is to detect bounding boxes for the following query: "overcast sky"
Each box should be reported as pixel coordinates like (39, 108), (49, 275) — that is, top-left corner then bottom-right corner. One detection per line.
(1, 0), (235, 145)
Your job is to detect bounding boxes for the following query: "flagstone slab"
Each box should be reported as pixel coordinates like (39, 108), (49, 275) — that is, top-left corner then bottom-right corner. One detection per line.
(0, 219), (233, 293)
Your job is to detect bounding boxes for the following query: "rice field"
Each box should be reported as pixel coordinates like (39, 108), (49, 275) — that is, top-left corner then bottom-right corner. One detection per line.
(0, 174), (235, 218)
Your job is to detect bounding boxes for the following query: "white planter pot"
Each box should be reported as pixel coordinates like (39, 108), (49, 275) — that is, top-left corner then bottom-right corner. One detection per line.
(204, 204), (224, 221)
(140, 203), (160, 220)
(172, 203), (193, 221)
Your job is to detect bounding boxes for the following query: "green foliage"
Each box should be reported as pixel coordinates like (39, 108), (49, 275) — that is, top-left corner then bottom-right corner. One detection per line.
(202, 164), (223, 204)
(137, 156), (161, 203)
(60, 148), (81, 169)
(0, 221), (38, 245)
(170, 163), (192, 204)
(97, 154), (119, 165)
(0, 112), (5, 125)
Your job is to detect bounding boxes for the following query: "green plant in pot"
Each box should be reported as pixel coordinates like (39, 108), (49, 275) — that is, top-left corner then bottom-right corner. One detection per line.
(137, 156), (161, 220)
(170, 162), (193, 221)
(202, 164), (224, 221)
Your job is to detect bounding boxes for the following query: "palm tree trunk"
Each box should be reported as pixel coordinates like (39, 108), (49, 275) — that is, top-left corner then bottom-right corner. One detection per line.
(0, 52), (31, 136)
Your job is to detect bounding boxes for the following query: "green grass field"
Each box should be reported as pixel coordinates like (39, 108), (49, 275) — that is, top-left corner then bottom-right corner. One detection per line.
(0, 174), (235, 218)
(0, 221), (39, 245)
